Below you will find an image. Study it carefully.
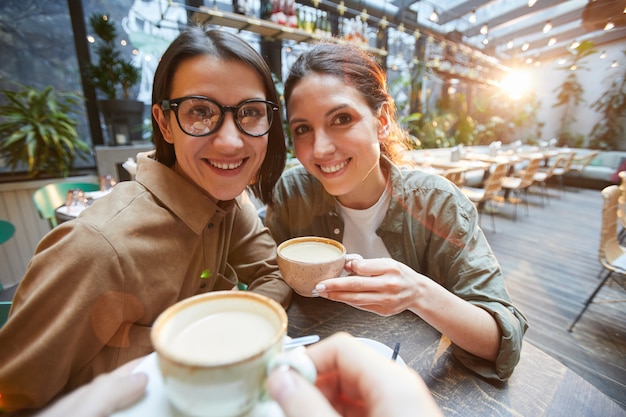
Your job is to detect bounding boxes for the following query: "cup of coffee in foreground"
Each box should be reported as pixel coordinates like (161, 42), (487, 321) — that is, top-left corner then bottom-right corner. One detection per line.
(151, 291), (313, 417)
(277, 236), (346, 297)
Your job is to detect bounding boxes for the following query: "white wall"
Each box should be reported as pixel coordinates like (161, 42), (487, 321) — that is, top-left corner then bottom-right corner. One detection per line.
(528, 39), (626, 148)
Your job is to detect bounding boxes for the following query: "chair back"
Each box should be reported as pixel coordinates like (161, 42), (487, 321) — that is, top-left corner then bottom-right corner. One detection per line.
(32, 182), (100, 228)
(482, 162), (508, 200)
(0, 220), (16, 245)
(0, 301), (11, 328)
(443, 167), (466, 187)
(571, 151), (600, 173)
(619, 171), (626, 229)
(518, 158), (542, 188)
(554, 151), (576, 174)
(599, 185), (626, 272)
(542, 153), (568, 179)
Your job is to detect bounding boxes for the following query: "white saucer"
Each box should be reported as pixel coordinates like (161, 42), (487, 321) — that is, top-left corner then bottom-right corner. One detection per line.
(111, 337), (403, 416)
(356, 338), (406, 366)
(111, 352), (285, 417)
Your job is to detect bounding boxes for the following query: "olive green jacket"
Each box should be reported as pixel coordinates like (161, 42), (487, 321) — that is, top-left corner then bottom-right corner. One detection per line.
(266, 158), (527, 381)
(0, 152), (291, 414)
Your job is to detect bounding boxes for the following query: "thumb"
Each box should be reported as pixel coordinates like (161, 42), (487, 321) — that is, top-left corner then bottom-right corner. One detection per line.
(267, 366), (339, 417)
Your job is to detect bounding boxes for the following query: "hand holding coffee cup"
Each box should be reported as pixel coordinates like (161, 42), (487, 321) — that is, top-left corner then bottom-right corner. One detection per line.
(277, 237), (347, 297)
(150, 291), (316, 417)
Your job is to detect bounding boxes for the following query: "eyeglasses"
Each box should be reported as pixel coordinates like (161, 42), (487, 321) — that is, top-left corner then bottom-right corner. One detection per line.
(161, 96), (278, 137)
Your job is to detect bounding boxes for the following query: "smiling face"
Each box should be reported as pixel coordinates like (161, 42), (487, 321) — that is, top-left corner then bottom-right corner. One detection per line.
(287, 73), (389, 209)
(152, 55), (269, 201)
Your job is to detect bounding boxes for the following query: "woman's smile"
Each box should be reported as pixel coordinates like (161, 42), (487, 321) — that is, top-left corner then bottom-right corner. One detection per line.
(318, 158), (350, 174)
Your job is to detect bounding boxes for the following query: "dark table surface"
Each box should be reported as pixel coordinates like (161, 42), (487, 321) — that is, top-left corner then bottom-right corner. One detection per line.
(286, 294), (625, 417)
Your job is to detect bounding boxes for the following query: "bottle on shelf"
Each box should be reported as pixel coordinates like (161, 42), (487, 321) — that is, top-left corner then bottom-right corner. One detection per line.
(271, 0), (287, 25)
(260, 0), (273, 20)
(232, 0), (248, 15)
(286, 0), (297, 28)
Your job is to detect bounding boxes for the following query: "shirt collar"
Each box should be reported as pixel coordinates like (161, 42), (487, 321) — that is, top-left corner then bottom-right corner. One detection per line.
(134, 151), (238, 234)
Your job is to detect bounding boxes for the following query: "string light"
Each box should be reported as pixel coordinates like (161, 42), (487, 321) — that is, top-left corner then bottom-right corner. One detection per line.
(429, 9), (439, 23)
(600, 51), (607, 59)
(337, 1), (346, 16)
(360, 8), (369, 22)
(611, 60), (619, 68)
(379, 16), (388, 30)
(604, 20), (614, 31)
(469, 9), (476, 23)
(522, 42), (529, 51)
(507, 40), (513, 49)
(528, 0), (537, 7)
(483, 36), (489, 45)
(571, 40), (580, 49)
(543, 20), (552, 33)
(548, 37), (556, 46)
(480, 24), (488, 34)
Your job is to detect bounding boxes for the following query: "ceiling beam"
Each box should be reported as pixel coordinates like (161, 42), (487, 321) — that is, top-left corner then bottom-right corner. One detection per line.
(463, 0), (567, 38)
(484, 9), (583, 48)
(502, 28), (626, 64)
(436, 0), (491, 25)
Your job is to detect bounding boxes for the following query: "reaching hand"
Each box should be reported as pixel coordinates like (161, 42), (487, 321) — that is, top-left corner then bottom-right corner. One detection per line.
(35, 358), (148, 417)
(266, 332), (443, 417)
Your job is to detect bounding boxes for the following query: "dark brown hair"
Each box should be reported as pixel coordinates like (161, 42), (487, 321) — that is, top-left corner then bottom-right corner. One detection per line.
(283, 42), (410, 164)
(152, 26), (286, 204)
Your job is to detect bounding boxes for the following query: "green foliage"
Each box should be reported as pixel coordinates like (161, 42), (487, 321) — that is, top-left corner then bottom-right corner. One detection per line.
(0, 85), (92, 177)
(86, 14), (140, 100)
(588, 51), (626, 151)
(552, 40), (597, 144)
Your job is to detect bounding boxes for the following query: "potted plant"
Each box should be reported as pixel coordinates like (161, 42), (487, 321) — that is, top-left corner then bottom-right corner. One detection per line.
(0, 84), (91, 178)
(85, 14), (143, 146)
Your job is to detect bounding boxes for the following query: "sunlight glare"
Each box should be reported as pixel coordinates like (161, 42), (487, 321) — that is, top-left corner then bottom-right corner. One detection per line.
(500, 70), (531, 101)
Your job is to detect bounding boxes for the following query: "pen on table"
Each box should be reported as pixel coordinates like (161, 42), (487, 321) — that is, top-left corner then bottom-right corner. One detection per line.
(391, 342), (400, 361)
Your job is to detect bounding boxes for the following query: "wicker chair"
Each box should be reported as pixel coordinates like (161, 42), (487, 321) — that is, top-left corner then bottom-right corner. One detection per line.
(569, 151), (600, 178)
(461, 162), (509, 232)
(500, 157), (542, 221)
(618, 171), (626, 243)
(568, 185), (626, 331)
(549, 151), (576, 193)
(530, 153), (568, 207)
(442, 167), (466, 188)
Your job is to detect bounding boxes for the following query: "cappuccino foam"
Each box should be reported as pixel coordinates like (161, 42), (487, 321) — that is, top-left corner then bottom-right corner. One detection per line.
(280, 241), (342, 263)
(169, 311), (276, 363)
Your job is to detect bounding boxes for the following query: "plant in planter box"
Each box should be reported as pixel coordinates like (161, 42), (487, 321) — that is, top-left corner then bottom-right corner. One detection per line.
(85, 14), (143, 146)
(0, 84), (91, 177)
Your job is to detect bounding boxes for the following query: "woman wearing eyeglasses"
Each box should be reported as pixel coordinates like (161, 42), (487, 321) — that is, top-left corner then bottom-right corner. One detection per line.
(0, 27), (291, 414)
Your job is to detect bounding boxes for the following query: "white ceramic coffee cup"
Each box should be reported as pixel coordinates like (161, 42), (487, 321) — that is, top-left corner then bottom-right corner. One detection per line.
(277, 236), (347, 297)
(151, 291), (314, 417)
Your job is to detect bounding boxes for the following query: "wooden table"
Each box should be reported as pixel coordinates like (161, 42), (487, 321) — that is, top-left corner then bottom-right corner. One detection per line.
(286, 295), (626, 417)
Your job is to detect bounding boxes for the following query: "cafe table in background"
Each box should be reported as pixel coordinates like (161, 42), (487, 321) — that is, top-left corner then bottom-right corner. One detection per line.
(286, 295), (625, 417)
(54, 188), (112, 225)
